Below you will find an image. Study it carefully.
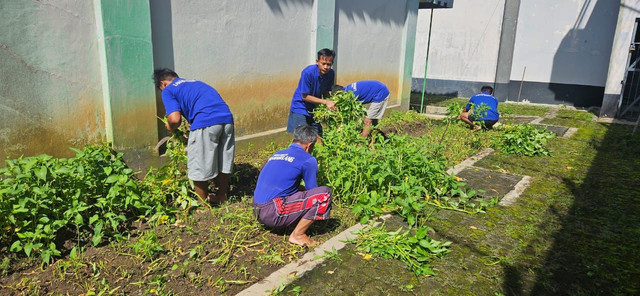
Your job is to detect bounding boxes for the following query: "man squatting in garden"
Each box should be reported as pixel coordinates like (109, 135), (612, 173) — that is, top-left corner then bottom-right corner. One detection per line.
(457, 85), (500, 131)
(154, 68), (235, 205)
(252, 125), (333, 247)
(287, 48), (337, 140)
(333, 80), (390, 138)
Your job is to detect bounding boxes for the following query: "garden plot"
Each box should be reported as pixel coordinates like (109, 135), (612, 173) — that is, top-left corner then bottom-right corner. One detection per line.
(281, 105), (639, 295)
(1, 95), (578, 295)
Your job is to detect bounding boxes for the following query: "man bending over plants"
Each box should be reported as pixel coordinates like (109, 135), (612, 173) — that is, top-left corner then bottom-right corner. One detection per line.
(287, 48), (337, 139)
(154, 68), (235, 205)
(457, 85), (500, 131)
(333, 80), (390, 137)
(253, 125), (333, 247)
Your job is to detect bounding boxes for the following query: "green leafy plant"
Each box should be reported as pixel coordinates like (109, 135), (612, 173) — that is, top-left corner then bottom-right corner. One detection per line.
(314, 90), (366, 127)
(494, 124), (556, 156)
(353, 226), (451, 276)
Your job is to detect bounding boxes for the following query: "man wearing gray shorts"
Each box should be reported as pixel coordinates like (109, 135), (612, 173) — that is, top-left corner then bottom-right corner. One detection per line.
(334, 80), (390, 137)
(154, 68), (235, 204)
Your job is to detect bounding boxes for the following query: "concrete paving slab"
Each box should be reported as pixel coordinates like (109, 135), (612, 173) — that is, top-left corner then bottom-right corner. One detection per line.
(456, 166), (523, 200)
(532, 124), (570, 137)
(447, 148), (494, 175)
(499, 175), (532, 206)
(500, 116), (540, 124)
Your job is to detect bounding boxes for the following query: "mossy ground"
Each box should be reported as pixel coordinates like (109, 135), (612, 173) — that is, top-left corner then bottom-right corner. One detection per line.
(286, 106), (640, 295)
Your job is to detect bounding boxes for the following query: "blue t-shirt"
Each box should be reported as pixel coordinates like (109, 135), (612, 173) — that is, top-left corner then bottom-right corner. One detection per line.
(253, 144), (319, 204)
(466, 92), (500, 121)
(162, 78), (233, 130)
(290, 65), (335, 116)
(343, 80), (390, 104)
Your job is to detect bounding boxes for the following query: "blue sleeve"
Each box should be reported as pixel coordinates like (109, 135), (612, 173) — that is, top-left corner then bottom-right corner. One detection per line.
(465, 97), (474, 111)
(161, 89), (181, 116)
(301, 157), (318, 190)
(299, 70), (314, 95)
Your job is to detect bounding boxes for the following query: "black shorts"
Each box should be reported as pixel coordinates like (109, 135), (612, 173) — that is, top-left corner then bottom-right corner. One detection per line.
(469, 115), (498, 128)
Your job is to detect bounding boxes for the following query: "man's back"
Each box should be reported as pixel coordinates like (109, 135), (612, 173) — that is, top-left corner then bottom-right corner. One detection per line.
(253, 144), (319, 204)
(344, 80), (389, 104)
(161, 78), (233, 130)
(467, 92), (499, 121)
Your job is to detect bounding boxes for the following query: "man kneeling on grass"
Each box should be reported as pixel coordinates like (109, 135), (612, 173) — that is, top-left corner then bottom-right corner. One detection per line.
(457, 85), (500, 131)
(252, 125), (332, 247)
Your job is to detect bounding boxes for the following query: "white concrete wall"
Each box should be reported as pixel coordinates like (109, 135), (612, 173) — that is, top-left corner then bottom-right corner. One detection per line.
(155, 0), (314, 136)
(335, 0), (408, 104)
(510, 0), (619, 86)
(0, 0), (105, 162)
(601, 1), (640, 116)
(413, 0), (505, 84)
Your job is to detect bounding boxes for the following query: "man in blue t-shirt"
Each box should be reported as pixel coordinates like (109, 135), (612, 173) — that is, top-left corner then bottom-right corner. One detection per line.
(153, 68), (235, 204)
(458, 85), (500, 131)
(334, 80), (390, 137)
(253, 125), (333, 247)
(286, 48), (337, 138)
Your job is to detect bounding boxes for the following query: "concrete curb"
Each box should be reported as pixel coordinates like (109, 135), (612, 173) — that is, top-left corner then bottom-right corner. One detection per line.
(236, 215), (392, 296)
(562, 127), (578, 139)
(499, 175), (532, 206)
(597, 118), (637, 126)
(447, 148), (494, 175)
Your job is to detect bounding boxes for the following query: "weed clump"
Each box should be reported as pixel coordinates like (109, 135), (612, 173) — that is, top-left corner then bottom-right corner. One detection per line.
(494, 124), (556, 156)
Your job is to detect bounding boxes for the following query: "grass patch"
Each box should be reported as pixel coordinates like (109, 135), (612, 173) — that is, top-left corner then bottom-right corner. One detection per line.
(285, 109), (640, 295)
(499, 102), (551, 117)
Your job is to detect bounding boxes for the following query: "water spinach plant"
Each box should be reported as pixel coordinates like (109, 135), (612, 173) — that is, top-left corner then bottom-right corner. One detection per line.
(494, 124), (556, 156)
(0, 127), (199, 264)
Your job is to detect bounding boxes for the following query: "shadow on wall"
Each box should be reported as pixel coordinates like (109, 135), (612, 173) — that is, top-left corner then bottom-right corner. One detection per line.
(547, 0), (618, 108)
(265, 0), (406, 25)
(149, 0), (175, 142)
(265, 0), (313, 16)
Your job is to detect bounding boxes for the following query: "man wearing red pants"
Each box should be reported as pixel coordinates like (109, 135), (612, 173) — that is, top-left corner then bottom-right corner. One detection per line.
(253, 125), (332, 247)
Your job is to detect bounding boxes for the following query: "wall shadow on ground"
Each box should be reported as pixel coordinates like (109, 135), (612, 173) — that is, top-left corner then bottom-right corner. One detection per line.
(504, 123), (640, 295)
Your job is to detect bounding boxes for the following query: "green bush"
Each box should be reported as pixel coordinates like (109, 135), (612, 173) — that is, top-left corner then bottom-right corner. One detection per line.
(314, 92), (488, 226)
(0, 144), (175, 263)
(494, 124), (556, 156)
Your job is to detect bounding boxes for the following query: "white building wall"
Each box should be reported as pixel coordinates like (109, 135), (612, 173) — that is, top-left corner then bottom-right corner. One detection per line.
(601, 1), (640, 116)
(413, 0), (504, 83)
(155, 0), (315, 136)
(335, 0), (408, 104)
(510, 0), (618, 86)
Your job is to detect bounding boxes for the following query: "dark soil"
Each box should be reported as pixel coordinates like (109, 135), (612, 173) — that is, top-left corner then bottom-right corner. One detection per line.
(0, 143), (353, 295)
(379, 120), (431, 138)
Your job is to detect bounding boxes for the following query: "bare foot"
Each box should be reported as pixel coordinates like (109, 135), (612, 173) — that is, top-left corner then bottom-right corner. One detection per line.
(472, 125), (482, 132)
(288, 234), (317, 247)
(207, 193), (227, 206)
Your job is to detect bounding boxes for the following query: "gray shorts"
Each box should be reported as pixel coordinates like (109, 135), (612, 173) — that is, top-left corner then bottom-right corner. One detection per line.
(187, 123), (235, 181)
(366, 96), (389, 120)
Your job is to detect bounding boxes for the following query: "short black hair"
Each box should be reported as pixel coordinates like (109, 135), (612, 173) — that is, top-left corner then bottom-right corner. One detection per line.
(293, 125), (318, 144)
(331, 84), (344, 94)
(153, 68), (179, 89)
(481, 85), (493, 94)
(317, 48), (335, 60)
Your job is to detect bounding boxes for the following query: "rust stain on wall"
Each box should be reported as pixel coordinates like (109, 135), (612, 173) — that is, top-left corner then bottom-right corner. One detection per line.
(0, 95), (105, 165)
(110, 100), (158, 149)
(208, 75), (301, 136)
